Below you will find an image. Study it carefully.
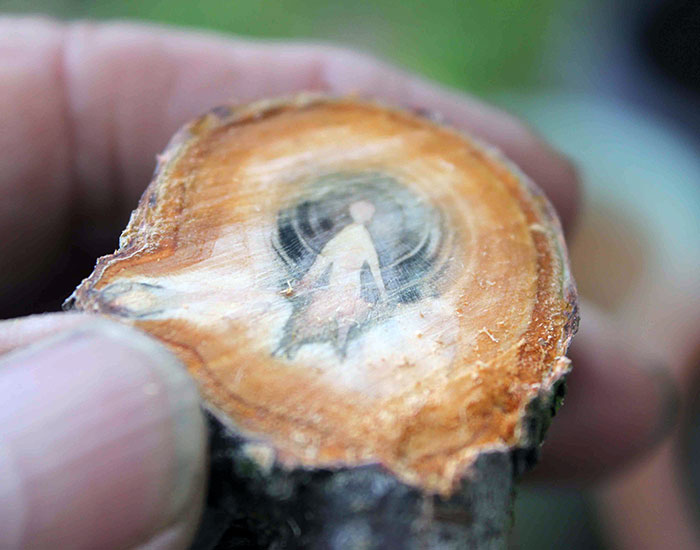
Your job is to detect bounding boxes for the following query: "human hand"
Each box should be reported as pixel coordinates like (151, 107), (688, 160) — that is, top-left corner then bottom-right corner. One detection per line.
(0, 17), (678, 549)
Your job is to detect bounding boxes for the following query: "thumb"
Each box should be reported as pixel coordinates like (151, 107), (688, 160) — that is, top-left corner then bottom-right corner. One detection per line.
(0, 314), (207, 550)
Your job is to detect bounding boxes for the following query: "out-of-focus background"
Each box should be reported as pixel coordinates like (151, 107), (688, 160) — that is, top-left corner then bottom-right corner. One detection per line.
(2, 1), (698, 548)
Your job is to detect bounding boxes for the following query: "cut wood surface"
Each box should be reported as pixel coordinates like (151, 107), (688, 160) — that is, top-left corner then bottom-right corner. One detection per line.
(68, 95), (578, 549)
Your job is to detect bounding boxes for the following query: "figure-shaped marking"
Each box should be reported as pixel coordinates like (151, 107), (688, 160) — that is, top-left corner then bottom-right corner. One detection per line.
(273, 172), (454, 359)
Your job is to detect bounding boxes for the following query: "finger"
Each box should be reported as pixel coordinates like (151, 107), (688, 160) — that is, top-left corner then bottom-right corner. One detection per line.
(58, 20), (579, 225)
(0, 19), (72, 292)
(0, 312), (89, 355)
(0, 17), (579, 294)
(528, 301), (679, 483)
(0, 316), (207, 550)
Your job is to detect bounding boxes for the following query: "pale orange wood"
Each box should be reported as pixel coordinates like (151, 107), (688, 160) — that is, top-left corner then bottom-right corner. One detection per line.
(69, 95), (577, 496)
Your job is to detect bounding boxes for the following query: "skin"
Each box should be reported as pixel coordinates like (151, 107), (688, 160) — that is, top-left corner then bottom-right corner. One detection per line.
(0, 16), (686, 550)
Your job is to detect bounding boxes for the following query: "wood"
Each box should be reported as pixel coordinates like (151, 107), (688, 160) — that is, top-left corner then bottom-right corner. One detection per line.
(67, 95), (578, 549)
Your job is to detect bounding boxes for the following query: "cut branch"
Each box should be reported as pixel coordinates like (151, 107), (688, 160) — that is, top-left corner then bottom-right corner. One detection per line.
(67, 95), (578, 549)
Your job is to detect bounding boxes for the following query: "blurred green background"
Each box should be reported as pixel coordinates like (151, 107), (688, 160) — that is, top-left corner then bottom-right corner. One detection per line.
(2, 1), (698, 549)
(0, 0), (562, 93)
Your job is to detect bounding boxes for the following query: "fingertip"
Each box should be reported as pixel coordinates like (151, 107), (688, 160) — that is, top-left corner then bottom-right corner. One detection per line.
(0, 312), (88, 355)
(0, 319), (207, 550)
(528, 304), (679, 484)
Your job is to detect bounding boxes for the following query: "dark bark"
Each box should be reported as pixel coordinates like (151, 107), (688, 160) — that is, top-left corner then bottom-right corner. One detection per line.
(191, 380), (565, 550)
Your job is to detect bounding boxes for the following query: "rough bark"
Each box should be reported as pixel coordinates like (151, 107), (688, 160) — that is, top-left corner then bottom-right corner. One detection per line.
(192, 382), (565, 550)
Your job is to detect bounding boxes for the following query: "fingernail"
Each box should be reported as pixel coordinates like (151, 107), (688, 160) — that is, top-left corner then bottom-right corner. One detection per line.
(0, 320), (207, 550)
